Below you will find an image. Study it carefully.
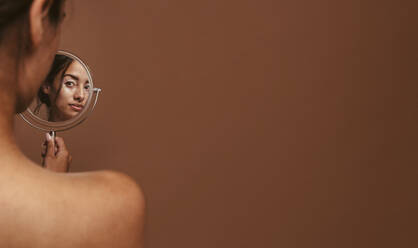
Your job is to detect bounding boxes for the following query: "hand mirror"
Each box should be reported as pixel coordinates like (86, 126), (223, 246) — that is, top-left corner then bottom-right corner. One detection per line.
(19, 50), (101, 136)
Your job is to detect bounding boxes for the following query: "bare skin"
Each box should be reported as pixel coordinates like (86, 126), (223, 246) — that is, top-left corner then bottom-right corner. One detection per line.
(0, 1), (145, 247)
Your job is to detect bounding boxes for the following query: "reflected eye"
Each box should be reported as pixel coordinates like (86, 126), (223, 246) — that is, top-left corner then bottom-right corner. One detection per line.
(64, 81), (75, 87)
(84, 84), (90, 90)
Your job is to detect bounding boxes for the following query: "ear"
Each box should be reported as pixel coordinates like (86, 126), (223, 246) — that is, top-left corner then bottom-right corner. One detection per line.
(42, 84), (50, 94)
(29, 0), (53, 47)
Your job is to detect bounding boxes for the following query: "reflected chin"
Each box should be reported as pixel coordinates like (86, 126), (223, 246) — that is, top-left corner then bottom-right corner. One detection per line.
(64, 109), (79, 120)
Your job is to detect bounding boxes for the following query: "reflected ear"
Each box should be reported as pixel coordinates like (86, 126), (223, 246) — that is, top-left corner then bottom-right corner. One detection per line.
(29, 0), (53, 47)
(42, 84), (50, 94)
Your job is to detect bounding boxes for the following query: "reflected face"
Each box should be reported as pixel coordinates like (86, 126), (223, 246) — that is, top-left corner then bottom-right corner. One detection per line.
(45, 60), (90, 121)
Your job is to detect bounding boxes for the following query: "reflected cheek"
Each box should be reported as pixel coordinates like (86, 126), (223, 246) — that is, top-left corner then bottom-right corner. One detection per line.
(83, 91), (90, 104)
(55, 88), (73, 113)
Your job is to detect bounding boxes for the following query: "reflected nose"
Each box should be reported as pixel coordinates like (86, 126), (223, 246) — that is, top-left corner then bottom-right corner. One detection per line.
(74, 86), (85, 102)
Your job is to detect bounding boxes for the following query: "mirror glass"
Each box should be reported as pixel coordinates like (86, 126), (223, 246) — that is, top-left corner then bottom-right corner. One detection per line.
(20, 51), (101, 132)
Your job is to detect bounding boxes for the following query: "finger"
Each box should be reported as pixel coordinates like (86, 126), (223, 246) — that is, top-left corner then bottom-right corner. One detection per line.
(45, 133), (55, 158)
(41, 142), (47, 157)
(54, 137), (69, 157)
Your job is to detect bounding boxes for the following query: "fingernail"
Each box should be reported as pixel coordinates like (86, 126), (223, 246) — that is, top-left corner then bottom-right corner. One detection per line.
(46, 133), (51, 141)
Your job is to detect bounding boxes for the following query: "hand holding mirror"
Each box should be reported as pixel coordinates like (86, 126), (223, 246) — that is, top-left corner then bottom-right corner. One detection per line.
(19, 51), (101, 172)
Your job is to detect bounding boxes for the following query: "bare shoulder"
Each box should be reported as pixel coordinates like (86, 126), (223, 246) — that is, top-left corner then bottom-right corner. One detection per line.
(80, 170), (145, 200)
(62, 170), (147, 248)
(26, 170), (147, 248)
(82, 170), (147, 224)
(0, 167), (146, 248)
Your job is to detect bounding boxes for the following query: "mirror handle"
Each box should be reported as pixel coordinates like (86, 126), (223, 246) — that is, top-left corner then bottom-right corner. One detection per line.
(92, 88), (102, 112)
(49, 131), (56, 140)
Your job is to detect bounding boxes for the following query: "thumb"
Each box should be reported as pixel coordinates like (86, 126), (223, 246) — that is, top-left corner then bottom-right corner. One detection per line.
(45, 132), (55, 158)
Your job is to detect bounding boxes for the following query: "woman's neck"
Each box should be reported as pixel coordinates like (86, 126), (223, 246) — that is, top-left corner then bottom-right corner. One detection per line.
(0, 46), (26, 159)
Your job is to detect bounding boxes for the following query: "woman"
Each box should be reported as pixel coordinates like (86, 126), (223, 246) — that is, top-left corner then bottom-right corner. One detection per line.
(0, 1), (145, 248)
(36, 54), (90, 122)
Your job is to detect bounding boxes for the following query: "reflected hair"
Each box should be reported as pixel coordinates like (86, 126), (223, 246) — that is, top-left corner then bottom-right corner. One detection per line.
(34, 54), (73, 114)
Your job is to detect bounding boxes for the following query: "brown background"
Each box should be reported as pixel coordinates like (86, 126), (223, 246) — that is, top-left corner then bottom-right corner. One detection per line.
(14, 0), (418, 247)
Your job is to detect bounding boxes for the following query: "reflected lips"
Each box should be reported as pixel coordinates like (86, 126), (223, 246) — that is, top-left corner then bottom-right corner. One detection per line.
(69, 104), (83, 112)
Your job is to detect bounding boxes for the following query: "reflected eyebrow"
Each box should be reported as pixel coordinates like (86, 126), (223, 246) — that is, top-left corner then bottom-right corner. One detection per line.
(63, 74), (79, 81)
(63, 74), (90, 84)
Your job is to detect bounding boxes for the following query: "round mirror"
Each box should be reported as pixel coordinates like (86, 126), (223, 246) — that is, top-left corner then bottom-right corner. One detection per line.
(20, 50), (101, 132)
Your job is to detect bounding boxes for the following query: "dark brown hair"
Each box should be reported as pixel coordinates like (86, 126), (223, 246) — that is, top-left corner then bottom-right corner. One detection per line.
(34, 54), (73, 113)
(0, 0), (66, 42)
